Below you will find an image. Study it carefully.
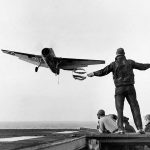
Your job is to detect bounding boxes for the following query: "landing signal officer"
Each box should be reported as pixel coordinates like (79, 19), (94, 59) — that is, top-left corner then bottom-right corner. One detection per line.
(88, 48), (150, 134)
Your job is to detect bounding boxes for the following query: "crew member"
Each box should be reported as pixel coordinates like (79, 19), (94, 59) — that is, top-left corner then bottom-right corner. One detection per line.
(97, 109), (118, 133)
(88, 48), (150, 134)
(144, 114), (150, 132)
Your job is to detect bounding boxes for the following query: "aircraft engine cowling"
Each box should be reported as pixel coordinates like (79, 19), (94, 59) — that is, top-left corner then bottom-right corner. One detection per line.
(42, 48), (50, 57)
(41, 48), (55, 58)
(41, 48), (59, 74)
(72, 68), (87, 81)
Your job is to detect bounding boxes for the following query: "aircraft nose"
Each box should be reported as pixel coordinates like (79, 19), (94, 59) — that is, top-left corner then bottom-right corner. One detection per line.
(42, 48), (50, 57)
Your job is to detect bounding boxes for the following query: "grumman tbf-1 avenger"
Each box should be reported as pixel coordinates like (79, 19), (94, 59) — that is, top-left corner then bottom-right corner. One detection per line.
(1, 48), (105, 80)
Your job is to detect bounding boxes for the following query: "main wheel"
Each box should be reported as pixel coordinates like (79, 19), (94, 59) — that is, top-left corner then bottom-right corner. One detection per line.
(35, 67), (38, 72)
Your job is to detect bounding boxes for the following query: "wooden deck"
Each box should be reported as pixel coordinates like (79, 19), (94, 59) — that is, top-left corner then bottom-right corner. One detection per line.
(86, 133), (150, 150)
(1, 129), (150, 149)
(86, 133), (150, 144)
(79, 128), (150, 149)
(0, 129), (86, 150)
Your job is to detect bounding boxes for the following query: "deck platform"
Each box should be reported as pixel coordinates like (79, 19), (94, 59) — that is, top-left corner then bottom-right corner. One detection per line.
(80, 128), (150, 149)
(0, 129), (150, 149)
(0, 129), (86, 150)
(86, 132), (150, 144)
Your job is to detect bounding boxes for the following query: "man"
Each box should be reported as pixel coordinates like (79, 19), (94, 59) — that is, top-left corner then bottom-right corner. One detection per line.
(144, 114), (150, 132)
(88, 48), (150, 134)
(97, 109), (118, 133)
(144, 115), (150, 150)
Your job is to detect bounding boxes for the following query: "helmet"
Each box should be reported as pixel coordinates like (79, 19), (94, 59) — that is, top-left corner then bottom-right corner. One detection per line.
(97, 109), (105, 116)
(116, 48), (125, 56)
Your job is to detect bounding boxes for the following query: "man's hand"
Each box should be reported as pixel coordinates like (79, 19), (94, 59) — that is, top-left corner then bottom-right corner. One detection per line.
(87, 72), (94, 77)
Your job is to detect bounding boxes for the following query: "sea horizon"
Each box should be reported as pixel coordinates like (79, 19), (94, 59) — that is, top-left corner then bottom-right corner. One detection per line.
(0, 121), (97, 129)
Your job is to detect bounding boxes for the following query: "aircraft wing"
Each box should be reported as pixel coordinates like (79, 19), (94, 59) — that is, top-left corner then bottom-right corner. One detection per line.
(57, 57), (105, 70)
(1, 49), (48, 68)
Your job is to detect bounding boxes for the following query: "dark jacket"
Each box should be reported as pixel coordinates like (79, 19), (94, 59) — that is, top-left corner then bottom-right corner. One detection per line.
(124, 123), (136, 133)
(93, 56), (150, 87)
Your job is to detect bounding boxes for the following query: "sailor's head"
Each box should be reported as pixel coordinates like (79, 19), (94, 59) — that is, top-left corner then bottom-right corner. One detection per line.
(97, 109), (105, 119)
(144, 114), (150, 125)
(116, 48), (125, 56)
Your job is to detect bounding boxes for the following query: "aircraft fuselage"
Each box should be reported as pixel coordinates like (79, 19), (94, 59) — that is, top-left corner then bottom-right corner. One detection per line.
(41, 48), (59, 74)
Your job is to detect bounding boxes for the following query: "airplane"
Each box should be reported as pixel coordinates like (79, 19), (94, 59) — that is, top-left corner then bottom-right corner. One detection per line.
(1, 48), (105, 79)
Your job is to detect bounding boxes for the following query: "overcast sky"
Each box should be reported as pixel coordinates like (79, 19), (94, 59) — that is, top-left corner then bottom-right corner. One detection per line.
(0, 0), (150, 124)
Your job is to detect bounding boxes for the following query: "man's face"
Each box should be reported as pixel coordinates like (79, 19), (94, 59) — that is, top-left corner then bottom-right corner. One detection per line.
(97, 114), (100, 119)
(145, 118), (150, 125)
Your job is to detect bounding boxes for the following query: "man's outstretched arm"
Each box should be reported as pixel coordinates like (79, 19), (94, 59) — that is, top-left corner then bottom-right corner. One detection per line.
(133, 61), (150, 70)
(87, 62), (114, 77)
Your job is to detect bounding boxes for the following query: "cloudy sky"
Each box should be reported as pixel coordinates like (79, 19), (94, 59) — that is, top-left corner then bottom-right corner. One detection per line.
(0, 0), (150, 124)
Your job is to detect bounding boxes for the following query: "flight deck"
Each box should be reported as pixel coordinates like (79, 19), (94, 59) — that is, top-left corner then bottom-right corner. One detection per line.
(0, 129), (150, 150)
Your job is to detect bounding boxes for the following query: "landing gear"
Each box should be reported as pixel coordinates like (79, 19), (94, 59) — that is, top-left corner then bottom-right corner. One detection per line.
(35, 67), (39, 72)
(35, 59), (42, 72)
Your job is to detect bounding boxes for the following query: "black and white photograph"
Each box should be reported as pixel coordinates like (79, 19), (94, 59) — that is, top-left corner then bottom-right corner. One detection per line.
(1, 0), (150, 149)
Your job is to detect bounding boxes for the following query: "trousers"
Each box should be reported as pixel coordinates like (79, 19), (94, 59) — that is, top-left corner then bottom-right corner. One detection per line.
(115, 85), (142, 130)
